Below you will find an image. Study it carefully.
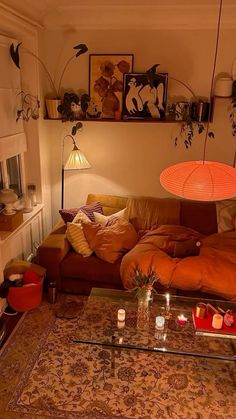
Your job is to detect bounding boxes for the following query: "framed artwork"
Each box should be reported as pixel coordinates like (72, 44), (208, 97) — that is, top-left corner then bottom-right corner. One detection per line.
(89, 54), (133, 119)
(123, 73), (168, 120)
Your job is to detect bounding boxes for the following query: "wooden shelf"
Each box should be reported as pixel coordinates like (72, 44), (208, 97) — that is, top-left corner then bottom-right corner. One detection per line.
(44, 96), (229, 123)
(44, 117), (188, 124)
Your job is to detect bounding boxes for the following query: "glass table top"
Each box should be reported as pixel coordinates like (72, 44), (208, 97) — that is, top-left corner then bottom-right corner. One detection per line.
(73, 288), (236, 361)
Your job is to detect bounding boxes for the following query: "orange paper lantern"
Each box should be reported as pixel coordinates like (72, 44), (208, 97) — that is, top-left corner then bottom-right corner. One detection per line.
(160, 160), (236, 201)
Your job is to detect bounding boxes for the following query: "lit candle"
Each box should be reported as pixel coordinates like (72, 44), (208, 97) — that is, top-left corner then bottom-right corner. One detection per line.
(212, 313), (223, 329)
(155, 315), (165, 330)
(118, 336), (123, 344)
(165, 293), (170, 309)
(177, 314), (188, 326)
(117, 309), (126, 322)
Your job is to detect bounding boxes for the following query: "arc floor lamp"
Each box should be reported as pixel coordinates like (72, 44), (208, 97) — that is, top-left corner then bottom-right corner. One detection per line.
(61, 134), (91, 209)
(160, 0), (236, 201)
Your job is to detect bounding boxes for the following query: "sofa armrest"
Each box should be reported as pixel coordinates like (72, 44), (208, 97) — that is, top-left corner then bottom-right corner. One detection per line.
(37, 233), (70, 290)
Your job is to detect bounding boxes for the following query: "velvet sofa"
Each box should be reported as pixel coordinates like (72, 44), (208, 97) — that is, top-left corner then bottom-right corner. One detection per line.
(36, 193), (235, 299)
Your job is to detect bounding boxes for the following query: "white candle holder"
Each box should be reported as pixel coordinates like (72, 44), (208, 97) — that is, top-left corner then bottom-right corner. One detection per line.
(117, 308), (126, 322)
(117, 320), (125, 329)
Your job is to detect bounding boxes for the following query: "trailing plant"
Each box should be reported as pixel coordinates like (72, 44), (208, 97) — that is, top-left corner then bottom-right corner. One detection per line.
(229, 96), (236, 137)
(146, 65), (215, 148)
(10, 42), (88, 98)
(16, 91), (40, 122)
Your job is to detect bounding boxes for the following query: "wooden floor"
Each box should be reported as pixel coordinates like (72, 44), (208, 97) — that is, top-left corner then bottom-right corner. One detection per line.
(0, 311), (23, 349)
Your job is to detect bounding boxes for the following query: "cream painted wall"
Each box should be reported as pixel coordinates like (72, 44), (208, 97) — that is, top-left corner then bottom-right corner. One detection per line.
(39, 27), (236, 225)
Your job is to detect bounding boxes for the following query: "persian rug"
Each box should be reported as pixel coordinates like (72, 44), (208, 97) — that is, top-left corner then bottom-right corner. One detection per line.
(0, 294), (235, 419)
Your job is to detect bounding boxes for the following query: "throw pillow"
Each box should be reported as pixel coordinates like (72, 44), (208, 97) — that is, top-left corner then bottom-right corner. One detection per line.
(59, 201), (103, 223)
(66, 222), (93, 257)
(94, 208), (128, 226)
(82, 218), (138, 263)
(72, 210), (91, 224)
(216, 200), (236, 233)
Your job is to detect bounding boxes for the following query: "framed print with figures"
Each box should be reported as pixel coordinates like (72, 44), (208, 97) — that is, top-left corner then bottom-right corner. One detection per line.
(122, 72), (168, 120)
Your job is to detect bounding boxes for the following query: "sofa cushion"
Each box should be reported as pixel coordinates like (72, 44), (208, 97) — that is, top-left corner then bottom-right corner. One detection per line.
(72, 210), (91, 224)
(180, 200), (217, 235)
(82, 218), (138, 263)
(59, 202), (103, 223)
(66, 222), (92, 257)
(126, 197), (180, 231)
(60, 252), (121, 286)
(94, 208), (128, 226)
(216, 199), (236, 233)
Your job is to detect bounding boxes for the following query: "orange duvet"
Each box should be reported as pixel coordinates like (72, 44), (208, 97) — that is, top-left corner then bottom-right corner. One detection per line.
(120, 225), (236, 300)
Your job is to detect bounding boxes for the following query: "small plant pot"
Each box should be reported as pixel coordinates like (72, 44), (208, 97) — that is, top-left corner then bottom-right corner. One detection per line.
(45, 98), (62, 119)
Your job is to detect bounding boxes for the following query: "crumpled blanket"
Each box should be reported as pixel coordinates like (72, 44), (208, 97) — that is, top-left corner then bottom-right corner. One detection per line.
(120, 225), (236, 301)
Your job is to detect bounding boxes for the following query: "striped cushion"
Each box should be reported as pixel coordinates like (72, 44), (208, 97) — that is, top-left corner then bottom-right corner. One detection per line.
(66, 222), (93, 257)
(59, 202), (103, 223)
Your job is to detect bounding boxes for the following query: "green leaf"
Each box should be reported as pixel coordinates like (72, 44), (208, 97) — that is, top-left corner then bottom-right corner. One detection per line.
(208, 131), (215, 139)
(73, 43), (88, 57)
(10, 42), (21, 69)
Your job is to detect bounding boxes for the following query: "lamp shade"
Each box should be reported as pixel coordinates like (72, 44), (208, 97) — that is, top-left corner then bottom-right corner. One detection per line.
(160, 160), (236, 201)
(0, 188), (18, 215)
(64, 148), (91, 171)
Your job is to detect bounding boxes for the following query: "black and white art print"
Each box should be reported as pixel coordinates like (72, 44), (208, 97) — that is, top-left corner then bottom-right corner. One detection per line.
(123, 73), (168, 120)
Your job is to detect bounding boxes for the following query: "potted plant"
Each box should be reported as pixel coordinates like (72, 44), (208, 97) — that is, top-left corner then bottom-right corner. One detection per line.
(10, 42), (88, 119)
(146, 65), (214, 148)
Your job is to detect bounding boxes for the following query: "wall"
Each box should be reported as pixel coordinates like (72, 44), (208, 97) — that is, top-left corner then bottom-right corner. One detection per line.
(39, 21), (236, 224)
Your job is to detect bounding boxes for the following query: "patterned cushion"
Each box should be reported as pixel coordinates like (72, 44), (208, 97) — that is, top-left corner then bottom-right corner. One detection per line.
(94, 208), (128, 226)
(216, 200), (236, 233)
(72, 210), (91, 224)
(66, 223), (93, 257)
(59, 202), (103, 223)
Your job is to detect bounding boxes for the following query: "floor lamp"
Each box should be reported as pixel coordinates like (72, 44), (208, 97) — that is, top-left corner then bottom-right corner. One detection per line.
(61, 135), (91, 209)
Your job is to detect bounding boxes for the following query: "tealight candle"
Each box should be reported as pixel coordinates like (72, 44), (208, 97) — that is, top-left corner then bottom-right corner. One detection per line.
(177, 314), (188, 326)
(212, 313), (223, 329)
(117, 309), (126, 322)
(155, 315), (165, 330)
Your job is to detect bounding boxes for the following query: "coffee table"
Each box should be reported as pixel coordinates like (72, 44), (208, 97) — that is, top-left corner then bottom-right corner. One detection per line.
(73, 288), (236, 362)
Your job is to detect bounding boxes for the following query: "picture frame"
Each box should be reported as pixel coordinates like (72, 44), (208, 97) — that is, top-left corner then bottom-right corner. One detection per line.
(122, 72), (168, 120)
(89, 54), (134, 119)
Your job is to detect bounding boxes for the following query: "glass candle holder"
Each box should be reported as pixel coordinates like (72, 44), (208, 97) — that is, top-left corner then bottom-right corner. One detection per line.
(176, 314), (188, 326)
(155, 315), (165, 330)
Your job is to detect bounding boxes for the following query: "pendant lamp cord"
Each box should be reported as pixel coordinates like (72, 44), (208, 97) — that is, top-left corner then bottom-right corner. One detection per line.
(203, 0), (223, 163)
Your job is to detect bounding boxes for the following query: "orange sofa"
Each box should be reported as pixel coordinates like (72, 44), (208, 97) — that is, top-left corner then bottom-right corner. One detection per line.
(36, 193), (236, 300)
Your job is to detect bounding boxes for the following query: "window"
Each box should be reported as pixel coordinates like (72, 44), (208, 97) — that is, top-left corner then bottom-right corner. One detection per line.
(0, 154), (23, 197)
(6, 155), (22, 196)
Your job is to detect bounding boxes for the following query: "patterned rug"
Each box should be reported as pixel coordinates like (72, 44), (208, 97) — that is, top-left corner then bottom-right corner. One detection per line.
(0, 294), (235, 419)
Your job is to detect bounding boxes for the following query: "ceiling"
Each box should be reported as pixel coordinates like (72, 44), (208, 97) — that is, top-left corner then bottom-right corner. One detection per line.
(1, 0), (236, 29)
